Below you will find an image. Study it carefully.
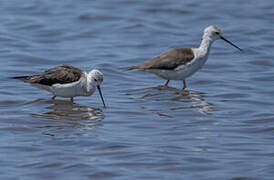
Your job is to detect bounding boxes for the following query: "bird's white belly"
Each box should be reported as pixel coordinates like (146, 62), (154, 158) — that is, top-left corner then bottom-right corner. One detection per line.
(52, 81), (92, 97)
(52, 83), (83, 97)
(33, 79), (94, 98)
(148, 57), (207, 80)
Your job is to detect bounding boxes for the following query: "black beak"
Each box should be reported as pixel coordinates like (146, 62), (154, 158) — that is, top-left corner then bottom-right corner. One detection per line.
(97, 85), (106, 108)
(220, 35), (243, 51)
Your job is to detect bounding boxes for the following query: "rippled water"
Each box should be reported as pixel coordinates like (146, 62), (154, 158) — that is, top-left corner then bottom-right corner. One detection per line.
(1, 0), (274, 179)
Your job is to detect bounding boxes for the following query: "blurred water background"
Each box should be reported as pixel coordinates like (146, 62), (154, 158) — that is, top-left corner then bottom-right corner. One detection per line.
(0, 0), (273, 179)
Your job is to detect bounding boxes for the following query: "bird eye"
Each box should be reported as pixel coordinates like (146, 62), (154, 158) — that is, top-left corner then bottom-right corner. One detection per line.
(94, 79), (97, 82)
(215, 32), (220, 35)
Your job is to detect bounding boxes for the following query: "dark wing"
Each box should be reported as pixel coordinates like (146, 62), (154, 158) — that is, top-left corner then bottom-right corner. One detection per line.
(11, 65), (84, 86)
(129, 48), (194, 70)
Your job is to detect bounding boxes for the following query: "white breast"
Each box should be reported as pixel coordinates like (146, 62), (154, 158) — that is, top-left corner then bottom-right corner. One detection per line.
(45, 77), (96, 97)
(147, 48), (209, 80)
(175, 48), (209, 79)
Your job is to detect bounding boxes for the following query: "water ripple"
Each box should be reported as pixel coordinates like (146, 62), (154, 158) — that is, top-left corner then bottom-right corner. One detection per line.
(0, 0), (274, 179)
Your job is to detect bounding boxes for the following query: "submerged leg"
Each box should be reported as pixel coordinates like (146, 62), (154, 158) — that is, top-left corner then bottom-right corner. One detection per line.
(51, 95), (56, 100)
(164, 80), (170, 86)
(182, 80), (187, 90)
(70, 97), (74, 103)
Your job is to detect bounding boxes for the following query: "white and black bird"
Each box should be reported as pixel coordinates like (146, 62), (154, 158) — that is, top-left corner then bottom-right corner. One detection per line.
(11, 65), (106, 107)
(127, 25), (242, 90)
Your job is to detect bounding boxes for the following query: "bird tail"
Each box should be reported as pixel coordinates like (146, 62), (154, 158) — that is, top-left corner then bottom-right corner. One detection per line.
(120, 66), (139, 70)
(9, 75), (31, 82)
(10, 75), (28, 80)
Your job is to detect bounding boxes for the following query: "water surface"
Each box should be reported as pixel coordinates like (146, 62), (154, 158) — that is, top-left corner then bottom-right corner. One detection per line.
(0, 0), (273, 179)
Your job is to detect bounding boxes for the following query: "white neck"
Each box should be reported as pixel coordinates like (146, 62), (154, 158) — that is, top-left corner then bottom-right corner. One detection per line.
(198, 36), (214, 56)
(85, 73), (96, 95)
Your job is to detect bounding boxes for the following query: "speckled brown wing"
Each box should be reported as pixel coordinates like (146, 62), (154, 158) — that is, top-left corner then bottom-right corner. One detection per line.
(11, 65), (84, 86)
(129, 48), (195, 70)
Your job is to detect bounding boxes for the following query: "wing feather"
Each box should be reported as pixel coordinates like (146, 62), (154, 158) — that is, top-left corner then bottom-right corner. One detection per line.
(132, 48), (194, 70)
(11, 65), (84, 86)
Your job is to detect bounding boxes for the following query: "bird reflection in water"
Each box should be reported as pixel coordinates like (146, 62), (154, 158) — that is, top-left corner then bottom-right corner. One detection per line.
(29, 99), (104, 132)
(128, 86), (215, 117)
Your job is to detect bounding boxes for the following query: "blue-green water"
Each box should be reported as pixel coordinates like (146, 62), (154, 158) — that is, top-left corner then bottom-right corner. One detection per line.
(0, 0), (273, 179)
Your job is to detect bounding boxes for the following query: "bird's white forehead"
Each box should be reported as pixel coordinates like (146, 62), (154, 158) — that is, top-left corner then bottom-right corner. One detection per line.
(204, 25), (221, 33)
(91, 69), (104, 82)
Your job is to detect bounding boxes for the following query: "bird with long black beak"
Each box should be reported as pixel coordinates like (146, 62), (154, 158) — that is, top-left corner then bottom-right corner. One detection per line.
(10, 65), (106, 107)
(126, 25), (242, 90)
